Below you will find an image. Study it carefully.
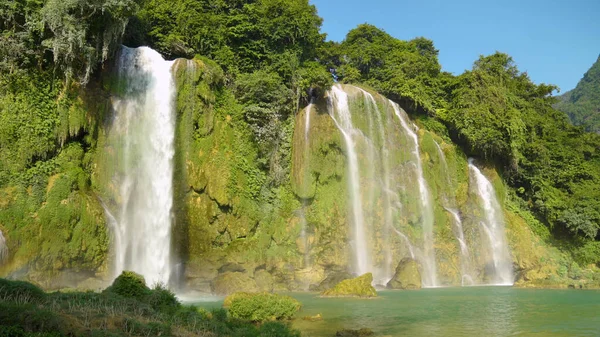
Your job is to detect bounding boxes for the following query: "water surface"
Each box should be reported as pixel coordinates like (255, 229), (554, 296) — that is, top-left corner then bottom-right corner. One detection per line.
(190, 288), (600, 337)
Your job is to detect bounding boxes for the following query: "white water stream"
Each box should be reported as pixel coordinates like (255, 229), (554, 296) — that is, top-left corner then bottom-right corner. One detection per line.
(468, 159), (514, 285)
(106, 46), (175, 286)
(390, 101), (439, 287)
(328, 85), (371, 275)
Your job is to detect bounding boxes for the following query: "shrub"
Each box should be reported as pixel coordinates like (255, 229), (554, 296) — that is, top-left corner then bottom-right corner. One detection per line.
(104, 271), (150, 300)
(146, 283), (180, 314)
(225, 292), (301, 322)
(0, 279), (46, 304)
(0, 303), (63, 335)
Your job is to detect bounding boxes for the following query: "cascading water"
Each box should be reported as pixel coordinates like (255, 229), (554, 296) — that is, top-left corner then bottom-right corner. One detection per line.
(360, 89), (395, 284)
(105, 46), (176, 286)
(390, 101), (439, 287)
(300, 101), (314, 269)
(0, 230), (7, 265)
(328, 85), (371, 275)
(434, 141), (474, 285)
(468, 159), (514, 285)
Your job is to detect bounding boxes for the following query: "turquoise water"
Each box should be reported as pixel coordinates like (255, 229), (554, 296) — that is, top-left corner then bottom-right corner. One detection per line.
(190, 288), (600, 337)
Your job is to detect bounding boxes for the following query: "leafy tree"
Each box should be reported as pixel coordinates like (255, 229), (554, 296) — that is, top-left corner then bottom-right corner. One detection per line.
(555, 55), (600, 133)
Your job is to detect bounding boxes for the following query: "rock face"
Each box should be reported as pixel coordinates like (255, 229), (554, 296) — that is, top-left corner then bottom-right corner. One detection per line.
(386, 258), (421, 290)
(211, 272), (258, 295)
(321, 273), (377, 298)
(310, 271), (353, 292)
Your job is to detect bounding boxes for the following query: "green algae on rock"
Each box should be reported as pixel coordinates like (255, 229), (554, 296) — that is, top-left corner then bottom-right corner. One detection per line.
(321, 273), (377, 298)
(386, 258), (422, 290)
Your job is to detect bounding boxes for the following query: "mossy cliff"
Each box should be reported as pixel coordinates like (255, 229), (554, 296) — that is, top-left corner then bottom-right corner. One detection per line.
(0, 75), (112, 288)
(1, 59), (598, 291)
(172, 71), (599, 291)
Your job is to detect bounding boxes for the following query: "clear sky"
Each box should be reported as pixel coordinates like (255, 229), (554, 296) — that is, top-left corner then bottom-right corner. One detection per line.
(309, 0), (600, 93)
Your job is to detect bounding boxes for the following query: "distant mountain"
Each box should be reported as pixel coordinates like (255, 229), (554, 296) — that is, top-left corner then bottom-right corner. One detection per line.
(555, 55), (600, 133)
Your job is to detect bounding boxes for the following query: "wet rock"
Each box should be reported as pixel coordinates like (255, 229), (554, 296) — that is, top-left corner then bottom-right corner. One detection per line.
(310, 271), (353, 291)
(321, 273), (377, 298)
(218, 263), (246, 274)
(254, 269), (274, 292)
(386, 258), (421, 290)
(302, 313), (323, 321)
(335, 328), (374, 336)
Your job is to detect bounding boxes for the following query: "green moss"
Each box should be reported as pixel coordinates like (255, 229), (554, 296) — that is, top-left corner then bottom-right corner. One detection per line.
(321, 273), (378, 298)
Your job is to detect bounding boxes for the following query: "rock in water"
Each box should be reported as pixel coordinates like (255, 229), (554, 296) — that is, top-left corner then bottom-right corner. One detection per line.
(321, 273), (377, 298)
(302, 313), (323, 321)
(310, 271), (354, 291)
(386, 258), (421, 289)
(336, 328), (374, 336)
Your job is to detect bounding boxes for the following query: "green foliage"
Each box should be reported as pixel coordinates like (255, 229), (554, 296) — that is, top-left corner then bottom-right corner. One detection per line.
(1, 0), (139, 83)
(297, 61), (334, 98)
(134, 0), (323, 72)
(443, 53), (529, 164)
(0, 278), (301, 336)
(224, 292), (301, 322)
(555, 55), (600, 133)
(105, 271), (150, 300)
(146, 283), (180, 314)
(573, 241), (600, 267)
(330, 24), (445, 113)
(0, 279), (46, 304)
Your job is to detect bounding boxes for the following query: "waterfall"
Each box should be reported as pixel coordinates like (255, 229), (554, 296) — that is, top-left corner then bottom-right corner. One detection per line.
(434, 141), (474, 285)
(328, 85), (371, 275)
(390, 101), (439, 287)
(0, 230), (7, 265)
(300, 102), (314, 270)
(359, 89), (394, 284)
(106, 46), (175, 286)
(468, 159), (514, 285)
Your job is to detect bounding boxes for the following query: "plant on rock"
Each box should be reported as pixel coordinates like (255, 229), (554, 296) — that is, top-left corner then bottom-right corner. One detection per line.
(321, 273), (378, 298)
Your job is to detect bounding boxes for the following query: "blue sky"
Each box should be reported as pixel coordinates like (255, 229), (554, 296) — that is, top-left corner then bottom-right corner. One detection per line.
(309, 0), (600, 93)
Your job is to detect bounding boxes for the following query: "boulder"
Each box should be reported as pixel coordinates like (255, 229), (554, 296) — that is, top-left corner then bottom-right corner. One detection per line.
(321, 273), (377, 298)
(211, 272), (258, 295)
(309, 271), (353, 291)
(386, 258), (421, 290)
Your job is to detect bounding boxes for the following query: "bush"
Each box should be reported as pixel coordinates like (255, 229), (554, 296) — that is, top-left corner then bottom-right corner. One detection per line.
(225, 292), (301, 322)
(0, 303), (63, 335)
(104, 271), (150, 300)
(146, 283), (180, 314)
(0, 279), (46, 304)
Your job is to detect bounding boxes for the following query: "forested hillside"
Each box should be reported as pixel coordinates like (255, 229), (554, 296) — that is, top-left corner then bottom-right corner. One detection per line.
(0, 0), (598, 288)
(555, 55), (600, 133)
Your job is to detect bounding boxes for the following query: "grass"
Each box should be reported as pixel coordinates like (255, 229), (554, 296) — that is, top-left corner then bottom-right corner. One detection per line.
(0, 272), (301, 337)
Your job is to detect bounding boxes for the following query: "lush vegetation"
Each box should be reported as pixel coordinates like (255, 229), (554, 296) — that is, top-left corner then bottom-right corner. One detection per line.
(555, 55), (600, 133)
(223, 292), (301, 322)
(0, 0), (599, 291)
(0, 273), (300, 337)
(321, 25), (600, 264)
